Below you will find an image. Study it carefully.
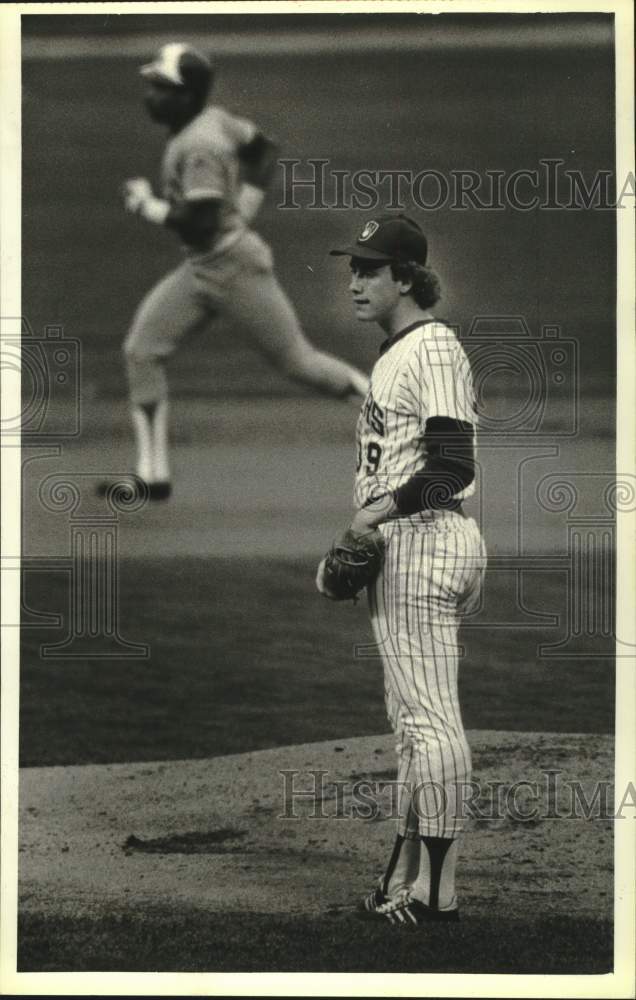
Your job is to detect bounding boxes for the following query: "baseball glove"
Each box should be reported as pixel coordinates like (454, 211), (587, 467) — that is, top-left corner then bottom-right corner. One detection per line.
(320, 527), (386, 602)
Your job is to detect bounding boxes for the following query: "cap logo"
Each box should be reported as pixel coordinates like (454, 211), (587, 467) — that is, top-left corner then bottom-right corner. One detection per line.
(359, 221), (379, 242)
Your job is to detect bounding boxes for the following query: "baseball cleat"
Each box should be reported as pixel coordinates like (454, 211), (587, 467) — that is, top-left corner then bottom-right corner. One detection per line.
(361, 892), (460, 928)
(361, 881), (411, 914)
(95, 477), (172, 502)
(145, 480), (172, 500)
(362, 886), (389, 912)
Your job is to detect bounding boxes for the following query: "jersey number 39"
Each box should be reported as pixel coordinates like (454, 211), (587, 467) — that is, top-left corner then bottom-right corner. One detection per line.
(357, 441), (383, 474)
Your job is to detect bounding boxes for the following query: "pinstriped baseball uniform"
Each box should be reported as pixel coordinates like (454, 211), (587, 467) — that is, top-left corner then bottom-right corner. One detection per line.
(358, 320), (487, 839)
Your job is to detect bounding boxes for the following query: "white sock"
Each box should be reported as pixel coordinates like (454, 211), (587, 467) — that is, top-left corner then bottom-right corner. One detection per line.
(384, 834), (420, 897)
(384, 758), (420, 896)
(131, 405), (154, 482)
(411, 837), (459, 910)
(151, 400), (170, 482)
(131, 401), (170, 483)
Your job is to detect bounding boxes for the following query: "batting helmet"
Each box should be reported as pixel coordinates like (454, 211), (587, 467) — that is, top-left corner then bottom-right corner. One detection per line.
(140, 43), (214, 99)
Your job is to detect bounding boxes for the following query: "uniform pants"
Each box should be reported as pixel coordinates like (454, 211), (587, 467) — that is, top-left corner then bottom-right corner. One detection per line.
(124, 230), (311, 405)
(369, 512), (487, 839)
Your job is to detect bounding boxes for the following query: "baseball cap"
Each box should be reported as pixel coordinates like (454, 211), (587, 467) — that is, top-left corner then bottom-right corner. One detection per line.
(330, 214), (428, 265)
(140, 43), (213, 95)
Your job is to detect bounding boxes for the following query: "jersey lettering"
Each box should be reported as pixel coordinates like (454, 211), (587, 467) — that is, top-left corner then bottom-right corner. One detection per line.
(362, 394), (386, 437)
(357, 440), (383, 475)
(354, 322), (477, 510)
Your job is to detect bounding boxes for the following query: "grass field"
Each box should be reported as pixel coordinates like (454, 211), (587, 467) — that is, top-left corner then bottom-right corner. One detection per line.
(20, 558), (614, 767)
(22, 22), (615, 400)
(19, 909), (612, 973)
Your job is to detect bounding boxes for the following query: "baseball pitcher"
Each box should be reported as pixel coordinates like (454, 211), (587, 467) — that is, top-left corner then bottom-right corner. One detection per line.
(317, 214), (487, 928)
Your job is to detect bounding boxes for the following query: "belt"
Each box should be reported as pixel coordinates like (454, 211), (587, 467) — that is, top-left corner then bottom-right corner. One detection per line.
(362, 494), (466, 517)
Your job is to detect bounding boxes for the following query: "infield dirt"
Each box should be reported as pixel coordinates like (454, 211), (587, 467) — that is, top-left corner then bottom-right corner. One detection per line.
(20, 731), (613, 923)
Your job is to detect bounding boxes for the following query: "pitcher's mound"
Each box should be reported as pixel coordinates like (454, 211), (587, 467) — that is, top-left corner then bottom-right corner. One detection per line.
(19, 730), (612, 920)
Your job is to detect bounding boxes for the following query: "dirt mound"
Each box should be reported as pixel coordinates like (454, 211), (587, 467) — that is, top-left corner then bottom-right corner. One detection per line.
(19, 731), (613, 920)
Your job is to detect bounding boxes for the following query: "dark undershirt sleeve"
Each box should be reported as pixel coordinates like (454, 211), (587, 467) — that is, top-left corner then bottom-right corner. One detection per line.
(392, 416), (475, 515)
(165, 198), (221, 246)
(238, 133), (279, 190)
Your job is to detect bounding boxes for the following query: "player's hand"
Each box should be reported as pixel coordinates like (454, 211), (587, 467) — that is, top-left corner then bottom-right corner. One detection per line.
(122, 177), (153, 213)
(122, 178), (169, 224)
(350, 493), (396, 534)
(315, 556), (339, 601)
(350, 508), (382, 534)
(316, 528), (385, 603)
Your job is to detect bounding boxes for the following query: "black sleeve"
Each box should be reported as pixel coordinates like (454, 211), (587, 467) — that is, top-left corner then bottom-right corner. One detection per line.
(392, 416), (475, 515)
(165, 198), (221, 245)
(238, 133), (279, 190)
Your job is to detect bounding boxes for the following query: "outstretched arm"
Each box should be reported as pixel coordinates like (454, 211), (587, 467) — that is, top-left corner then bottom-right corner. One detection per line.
(122, 178), (222, 245)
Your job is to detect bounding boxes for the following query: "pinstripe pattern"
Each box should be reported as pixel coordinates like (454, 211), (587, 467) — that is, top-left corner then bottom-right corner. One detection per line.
(355, 322), (476, 508)
(369, 515), (486, 838)
(359, 320), (486, 840)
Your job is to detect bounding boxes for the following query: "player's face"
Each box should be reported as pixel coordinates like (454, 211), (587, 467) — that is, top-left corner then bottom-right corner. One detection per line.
(143, 80), (192, 125)
(349, 261), (402, 325)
